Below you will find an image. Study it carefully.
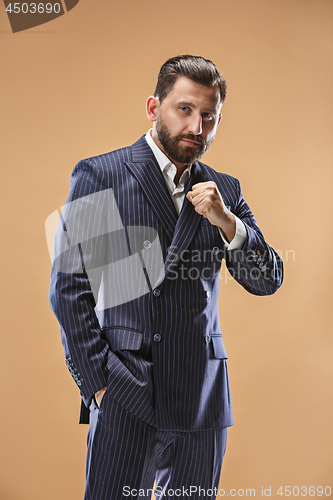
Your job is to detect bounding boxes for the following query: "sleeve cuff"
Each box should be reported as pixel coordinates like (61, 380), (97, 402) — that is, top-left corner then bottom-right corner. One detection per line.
(218, 216), (247, 250)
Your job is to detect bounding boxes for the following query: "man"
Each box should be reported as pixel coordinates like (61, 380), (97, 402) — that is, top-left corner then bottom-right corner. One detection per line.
(49, 55), (283, 499)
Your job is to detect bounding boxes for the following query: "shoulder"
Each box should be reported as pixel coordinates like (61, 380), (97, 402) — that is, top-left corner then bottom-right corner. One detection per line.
(69, 135), (150, 191)
(75, 134), (149, 173)
(80, 144), (132, 170)
(71, 138), (141, 183)
(67, 144), (133, 196)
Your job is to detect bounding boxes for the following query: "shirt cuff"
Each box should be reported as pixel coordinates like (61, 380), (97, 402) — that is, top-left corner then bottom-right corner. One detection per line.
(218, 216), (247, 250)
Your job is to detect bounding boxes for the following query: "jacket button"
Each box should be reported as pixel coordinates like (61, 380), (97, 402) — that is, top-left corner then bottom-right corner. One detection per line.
(206, 291), (211, 298)
(212, 246), (219, 255)
(153, 288), (160, 297)
(205, 335), (211, 343)
(153, 333), (162, 342)
(143, 240), (152, 249)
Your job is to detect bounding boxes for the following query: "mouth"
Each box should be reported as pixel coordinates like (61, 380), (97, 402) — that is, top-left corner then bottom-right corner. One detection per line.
(180, 138), (202, 147)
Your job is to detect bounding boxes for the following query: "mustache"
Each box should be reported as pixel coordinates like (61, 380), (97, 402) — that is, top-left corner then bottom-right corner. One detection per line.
(177, 133), (205, 146)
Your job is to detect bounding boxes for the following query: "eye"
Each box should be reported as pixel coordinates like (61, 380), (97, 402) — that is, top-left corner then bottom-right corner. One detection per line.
(202, 112), (214, 120)
(179, 106), (190, 112)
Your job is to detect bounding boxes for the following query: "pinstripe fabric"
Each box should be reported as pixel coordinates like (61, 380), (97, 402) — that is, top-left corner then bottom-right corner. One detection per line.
(84, 395), (227, 500)
(49, 135), (283, 432)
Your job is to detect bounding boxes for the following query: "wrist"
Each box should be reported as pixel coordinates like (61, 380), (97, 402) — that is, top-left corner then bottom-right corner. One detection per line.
(218, 211), (236, 243)
(95, 386), (107, 407)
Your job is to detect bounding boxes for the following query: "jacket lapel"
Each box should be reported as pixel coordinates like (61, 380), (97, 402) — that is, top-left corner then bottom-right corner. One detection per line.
(157, 161), (206, 283)
(125, 136), (210, 285)
(125, 136), (178, 242)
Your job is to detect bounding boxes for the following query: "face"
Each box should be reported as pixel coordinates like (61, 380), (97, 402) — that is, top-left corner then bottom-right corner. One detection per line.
(148, 76), (222, 166)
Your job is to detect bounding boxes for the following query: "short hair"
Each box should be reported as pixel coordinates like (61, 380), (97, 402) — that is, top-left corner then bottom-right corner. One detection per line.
(154, 55), (226, 104)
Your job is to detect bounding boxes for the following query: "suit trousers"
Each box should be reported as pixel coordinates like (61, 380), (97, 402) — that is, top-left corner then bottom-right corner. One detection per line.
(84, 392), (228, 500)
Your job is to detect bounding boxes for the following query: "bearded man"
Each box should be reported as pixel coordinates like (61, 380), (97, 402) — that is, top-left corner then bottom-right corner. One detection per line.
(49, 55), (283, 500)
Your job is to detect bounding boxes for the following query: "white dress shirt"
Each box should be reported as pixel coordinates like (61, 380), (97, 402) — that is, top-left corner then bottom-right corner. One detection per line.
(145, 130), (246, 251)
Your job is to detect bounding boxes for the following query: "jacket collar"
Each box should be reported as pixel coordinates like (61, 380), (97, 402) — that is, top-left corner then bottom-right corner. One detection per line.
(125, 136), (178, 242)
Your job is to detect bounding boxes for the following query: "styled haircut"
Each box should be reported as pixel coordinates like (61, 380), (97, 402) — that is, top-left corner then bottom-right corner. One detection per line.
(154, 55), (227, 104)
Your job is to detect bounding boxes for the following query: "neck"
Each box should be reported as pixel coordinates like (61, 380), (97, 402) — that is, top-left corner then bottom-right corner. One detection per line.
(174, 165), (190, 186)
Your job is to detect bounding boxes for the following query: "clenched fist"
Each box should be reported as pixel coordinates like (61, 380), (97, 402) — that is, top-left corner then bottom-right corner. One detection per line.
(186, 181), (236, 243)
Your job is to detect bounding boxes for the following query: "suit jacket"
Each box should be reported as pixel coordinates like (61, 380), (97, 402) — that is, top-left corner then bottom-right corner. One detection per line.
(49, 135), (283, 431)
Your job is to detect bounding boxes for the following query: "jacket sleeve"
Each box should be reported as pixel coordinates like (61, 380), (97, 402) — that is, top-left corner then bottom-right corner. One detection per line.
(224, 178), (283, 296)
(49, 158), (110, 407)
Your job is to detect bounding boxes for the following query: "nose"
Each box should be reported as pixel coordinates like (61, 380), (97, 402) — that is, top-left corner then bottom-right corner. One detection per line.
(188, 114), (202, 136)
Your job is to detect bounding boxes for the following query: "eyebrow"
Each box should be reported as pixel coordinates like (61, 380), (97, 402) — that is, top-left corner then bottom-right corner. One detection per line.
(176, 100), (217, 113)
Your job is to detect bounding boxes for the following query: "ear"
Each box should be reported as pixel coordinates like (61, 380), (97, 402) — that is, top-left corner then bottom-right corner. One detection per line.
(146, 96), (160, 122)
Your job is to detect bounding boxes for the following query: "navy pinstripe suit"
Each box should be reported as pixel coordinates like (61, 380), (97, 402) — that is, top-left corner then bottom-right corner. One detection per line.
(49, 135), (283, 498)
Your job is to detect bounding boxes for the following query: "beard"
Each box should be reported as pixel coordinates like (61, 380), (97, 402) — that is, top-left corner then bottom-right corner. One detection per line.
(156, 114), (216, 166)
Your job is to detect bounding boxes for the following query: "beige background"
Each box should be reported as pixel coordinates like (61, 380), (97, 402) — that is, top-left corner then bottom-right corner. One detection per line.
(1, 0), (332, 499)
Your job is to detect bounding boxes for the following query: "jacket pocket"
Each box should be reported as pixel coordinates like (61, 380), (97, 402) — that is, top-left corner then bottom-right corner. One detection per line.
(103, 327), (143, 351)
(211, 334), (228, 359)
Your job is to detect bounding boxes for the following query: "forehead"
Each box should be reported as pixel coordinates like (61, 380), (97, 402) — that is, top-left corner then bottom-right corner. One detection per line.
(164, 76), (221, 110)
